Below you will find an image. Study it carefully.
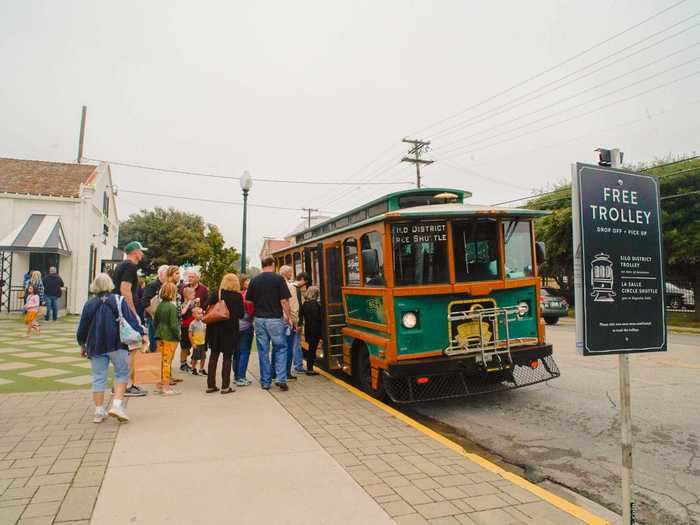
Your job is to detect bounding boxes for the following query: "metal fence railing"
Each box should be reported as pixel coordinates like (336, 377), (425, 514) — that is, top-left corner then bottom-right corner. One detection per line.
(6, 286), (68, 313)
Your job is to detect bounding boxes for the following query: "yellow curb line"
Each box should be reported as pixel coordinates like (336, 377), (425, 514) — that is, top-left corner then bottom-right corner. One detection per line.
(317, 368), (610, 525)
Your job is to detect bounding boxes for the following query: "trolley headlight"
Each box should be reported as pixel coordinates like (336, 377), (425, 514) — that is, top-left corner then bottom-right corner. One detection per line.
(401, 312), (418, 329)
(517, 301), (529, 317)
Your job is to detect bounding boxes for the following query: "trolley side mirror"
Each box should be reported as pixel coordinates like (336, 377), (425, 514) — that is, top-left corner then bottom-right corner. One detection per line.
(535, 241), (546, 266)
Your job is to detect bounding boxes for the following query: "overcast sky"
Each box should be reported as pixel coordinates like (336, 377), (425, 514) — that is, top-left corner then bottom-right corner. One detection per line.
(1, 0), (698, 261)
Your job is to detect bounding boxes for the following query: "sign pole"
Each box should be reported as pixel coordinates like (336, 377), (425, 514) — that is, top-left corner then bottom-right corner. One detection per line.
(611, 149), (634, 524)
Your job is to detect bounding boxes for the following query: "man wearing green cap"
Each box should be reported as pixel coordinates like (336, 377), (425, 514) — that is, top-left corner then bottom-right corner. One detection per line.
(113, 241), (148, 397)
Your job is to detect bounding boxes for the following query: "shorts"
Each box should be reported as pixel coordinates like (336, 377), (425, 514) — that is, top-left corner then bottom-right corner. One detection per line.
(23, 311), (38, 324)
(90, 349), (129, 392)
(180, 325), (192, 350)
(191, 344), (207, 361)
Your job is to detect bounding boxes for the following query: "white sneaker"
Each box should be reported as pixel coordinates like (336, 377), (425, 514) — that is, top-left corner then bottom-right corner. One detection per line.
(93, 410), (106, 424)
(161, 389), (181, 396)
(108, 405), (129, 422)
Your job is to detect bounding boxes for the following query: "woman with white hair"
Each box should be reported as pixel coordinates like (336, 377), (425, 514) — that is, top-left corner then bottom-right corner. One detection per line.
(76, 273), (145, 423)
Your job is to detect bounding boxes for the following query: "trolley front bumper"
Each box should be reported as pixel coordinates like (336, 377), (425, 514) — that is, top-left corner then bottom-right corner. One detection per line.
(383, 344), (559, 403)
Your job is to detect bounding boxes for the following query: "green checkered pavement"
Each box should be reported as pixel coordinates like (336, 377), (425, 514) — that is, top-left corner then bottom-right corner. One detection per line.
(0, 316), (96, 393)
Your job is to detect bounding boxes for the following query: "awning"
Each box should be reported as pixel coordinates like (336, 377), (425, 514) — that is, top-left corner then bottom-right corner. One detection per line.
(0, 214), (71, 255)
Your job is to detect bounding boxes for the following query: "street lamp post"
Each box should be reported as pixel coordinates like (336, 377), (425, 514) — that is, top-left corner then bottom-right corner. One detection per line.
(240, 171), (253, 274)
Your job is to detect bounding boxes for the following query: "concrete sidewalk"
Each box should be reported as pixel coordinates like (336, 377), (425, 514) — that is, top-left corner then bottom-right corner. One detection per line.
(89, 360), (611, 525)
(91, 367), (392, 525)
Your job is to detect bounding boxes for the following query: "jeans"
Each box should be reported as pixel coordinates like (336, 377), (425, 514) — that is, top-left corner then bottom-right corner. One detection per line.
(146, 318), (157, 352)
(235, 328), (254, 380)
(44, 295), (58, 321)
(292, 331), (304, 371)
(255, 318), (288, 387)
(285, 330), (296, 375)
(90, 349), (129, 392)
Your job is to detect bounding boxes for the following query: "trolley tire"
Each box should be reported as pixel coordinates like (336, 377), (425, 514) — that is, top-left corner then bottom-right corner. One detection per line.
(544, 316), (559, 325)
(355, 345), (385, 400)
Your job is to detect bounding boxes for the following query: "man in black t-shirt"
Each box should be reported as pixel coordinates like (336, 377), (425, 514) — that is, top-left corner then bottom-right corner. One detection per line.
(246, 256), (292, 391)
(113, 241), (148, 397)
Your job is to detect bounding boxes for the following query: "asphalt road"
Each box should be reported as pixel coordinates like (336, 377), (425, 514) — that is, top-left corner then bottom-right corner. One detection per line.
(412, 321), (700, 524)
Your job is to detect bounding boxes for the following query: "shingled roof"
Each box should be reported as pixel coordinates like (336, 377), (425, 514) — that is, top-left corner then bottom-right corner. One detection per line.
(0, 158), (98, 198)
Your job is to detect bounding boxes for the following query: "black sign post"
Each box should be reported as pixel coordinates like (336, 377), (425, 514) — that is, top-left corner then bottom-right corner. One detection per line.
(573, 162), (667, 355)
(572, 152), (667, 525)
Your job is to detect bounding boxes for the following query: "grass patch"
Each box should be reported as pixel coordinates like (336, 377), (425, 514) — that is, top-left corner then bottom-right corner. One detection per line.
(666, 311), (700, 329)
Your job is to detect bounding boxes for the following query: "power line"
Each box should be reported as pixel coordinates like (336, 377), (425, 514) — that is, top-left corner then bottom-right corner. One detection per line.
(401, 138), (434, 188)
(439, 57), (700, 158)
(441, 68), (700, 161)
(85, 157), (412, 186)
(408, 0), (691, 138)
(118, 189), (339, 214)
(661, 189), (700, 200)
(434, 36), (700, 150)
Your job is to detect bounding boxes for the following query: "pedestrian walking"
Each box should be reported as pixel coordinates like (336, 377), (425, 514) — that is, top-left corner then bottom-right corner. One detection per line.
(234, 274), (254, 386)
(113, 240), (148, 397)
(205, 273), (244, 394)
(76, 273), (145, 423)
(42, 266), (64, 321)
(279, 266), (301, 380)
(299, 286), (322, 375)
(141, 265), (168, 352)
(246, 256), (292, 391)
(22, 284), (41, 337)
(153, 282), (181, 395)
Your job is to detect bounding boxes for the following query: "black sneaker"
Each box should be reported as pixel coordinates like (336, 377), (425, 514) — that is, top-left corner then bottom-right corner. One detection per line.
(276, 382), (288, 391)
(306, 371), (319, 376)
(125, 385), (147, 397)
(287, 374), (297, 381)
(192, 369), (199, 376)
(262, 384), (271, 390)
(179, 363), (188, 372)
(199, 369), (207, 376)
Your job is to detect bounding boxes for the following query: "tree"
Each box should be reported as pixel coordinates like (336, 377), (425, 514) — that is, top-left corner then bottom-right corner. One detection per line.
(119, 208), (211, 274)
(200, 225), (240, 290)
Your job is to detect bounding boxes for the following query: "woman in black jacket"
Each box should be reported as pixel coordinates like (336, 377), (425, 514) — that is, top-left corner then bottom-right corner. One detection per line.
(205, 273), (244, 394)
(299, 286), (322, 375)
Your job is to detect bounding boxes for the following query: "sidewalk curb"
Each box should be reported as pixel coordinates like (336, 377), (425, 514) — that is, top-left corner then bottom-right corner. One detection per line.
(317, 368), (612, 525)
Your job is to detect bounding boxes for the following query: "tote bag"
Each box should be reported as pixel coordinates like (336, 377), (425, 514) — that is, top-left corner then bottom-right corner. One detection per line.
(116, 296), (143, 346)
(203, 290), (229, 325)
(133, 350), (162, 384)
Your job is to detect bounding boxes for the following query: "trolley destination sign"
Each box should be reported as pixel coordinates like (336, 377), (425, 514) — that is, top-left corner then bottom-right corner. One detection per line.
(572, 163), (667, 355)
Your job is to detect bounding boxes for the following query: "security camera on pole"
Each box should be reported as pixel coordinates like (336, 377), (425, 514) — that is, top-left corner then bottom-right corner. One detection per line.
(572, 149), (667, 525)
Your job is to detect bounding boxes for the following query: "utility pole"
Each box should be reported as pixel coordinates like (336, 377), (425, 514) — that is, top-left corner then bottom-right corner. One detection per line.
(401, 138), (434, 188)
(77, 106), (87, 164)
(301, 208), (320, 229)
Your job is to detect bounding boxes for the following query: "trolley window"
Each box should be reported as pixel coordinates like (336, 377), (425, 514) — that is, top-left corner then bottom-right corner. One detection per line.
(503, 220), (534, 279)
(360, 231), (385, 286)
(284, 254), (292, 267)
(343, 238), (361, 286)
(293, 252), (302, 277)
(392, 221), (449, 286)
(452, 219), (499, 282)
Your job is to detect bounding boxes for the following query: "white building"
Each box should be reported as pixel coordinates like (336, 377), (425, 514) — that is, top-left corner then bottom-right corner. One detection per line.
(0, 158), (122, 314)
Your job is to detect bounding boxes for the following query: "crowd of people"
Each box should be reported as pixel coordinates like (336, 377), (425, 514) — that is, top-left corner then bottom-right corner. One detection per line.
(76, 242), (323, 423)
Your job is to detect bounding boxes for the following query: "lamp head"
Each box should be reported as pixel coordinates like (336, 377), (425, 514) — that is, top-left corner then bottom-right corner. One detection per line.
(240, 170), (253, 191)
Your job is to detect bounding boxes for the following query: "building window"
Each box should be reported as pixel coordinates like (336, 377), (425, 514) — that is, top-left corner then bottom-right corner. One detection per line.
(343, 238), (360, 286)
(103, 192), (109, 218)
(102, 224), (109, 244)
(293, 252), (302, 277)
(360, 231), (385, 286)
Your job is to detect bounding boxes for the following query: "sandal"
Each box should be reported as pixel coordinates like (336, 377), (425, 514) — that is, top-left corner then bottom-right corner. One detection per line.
(206, 387), (219, 394)
(220, 387), (235, 395)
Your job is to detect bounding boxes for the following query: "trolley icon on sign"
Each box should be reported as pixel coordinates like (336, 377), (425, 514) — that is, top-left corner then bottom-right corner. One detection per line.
(590, 253), (616, 302)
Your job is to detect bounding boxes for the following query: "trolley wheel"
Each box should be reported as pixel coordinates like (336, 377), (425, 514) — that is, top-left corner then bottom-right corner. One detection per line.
(544, 316), (559, 325)
(354, 345), (385, 400)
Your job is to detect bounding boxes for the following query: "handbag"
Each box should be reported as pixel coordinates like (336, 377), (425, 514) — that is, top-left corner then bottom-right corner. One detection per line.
(133, 350), (162, 384)
(203, 289), (230, 325)
(116, 296), (143, 347)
